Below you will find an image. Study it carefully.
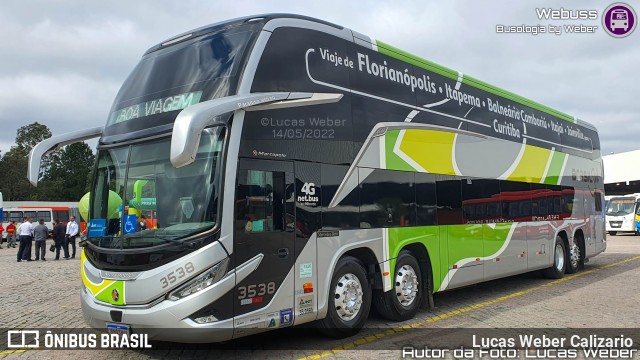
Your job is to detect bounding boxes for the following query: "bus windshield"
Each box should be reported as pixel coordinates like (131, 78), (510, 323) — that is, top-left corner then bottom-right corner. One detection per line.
(88, 126), (225, 249)
(605, 197), (636, 216)
(104, 26), (255, 134)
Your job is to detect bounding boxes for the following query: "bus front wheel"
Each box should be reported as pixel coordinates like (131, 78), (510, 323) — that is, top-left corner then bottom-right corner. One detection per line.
(374, 250), (423, 321)
(608, 231), (617, 236)
(317, 256), (371, 338)
(543, 237), (566, 279)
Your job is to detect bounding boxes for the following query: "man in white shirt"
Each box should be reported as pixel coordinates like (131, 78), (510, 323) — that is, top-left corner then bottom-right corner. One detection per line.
(65, 216), (79, 259)
(17, 218), (34, 262)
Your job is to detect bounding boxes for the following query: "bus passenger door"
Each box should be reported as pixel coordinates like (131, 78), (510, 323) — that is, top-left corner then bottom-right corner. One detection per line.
(233, 159), (295, 333)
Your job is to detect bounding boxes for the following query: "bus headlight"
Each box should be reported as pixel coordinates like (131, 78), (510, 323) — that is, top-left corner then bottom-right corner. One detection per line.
(168, 258), (229, 301)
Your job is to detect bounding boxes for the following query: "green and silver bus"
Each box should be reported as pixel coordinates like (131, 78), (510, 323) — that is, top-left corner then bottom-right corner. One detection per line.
(28, 14), (606, 342)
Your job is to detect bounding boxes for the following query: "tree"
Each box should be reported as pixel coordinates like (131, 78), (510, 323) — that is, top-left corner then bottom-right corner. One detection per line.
(0, 147), (31, 201)
(0, 122), (52, 201)
(0, 122), (95, 201)
(15, 122), (52, 153)
(36, 142), (95, 201)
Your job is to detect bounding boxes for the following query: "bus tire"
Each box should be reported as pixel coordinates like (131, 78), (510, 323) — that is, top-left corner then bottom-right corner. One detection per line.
(317, 256), (371, 338)
(608, 231), (617, 236)
(373, 250), (422, 321)
(543, 236), (566, 279)
(566, 236), (584, 274)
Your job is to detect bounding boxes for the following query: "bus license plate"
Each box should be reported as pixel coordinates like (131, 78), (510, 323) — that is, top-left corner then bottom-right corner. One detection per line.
(107, 323), (130, 335)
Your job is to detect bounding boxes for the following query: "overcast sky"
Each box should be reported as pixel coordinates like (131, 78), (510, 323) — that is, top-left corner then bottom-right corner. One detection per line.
(1, 0), (637, 157)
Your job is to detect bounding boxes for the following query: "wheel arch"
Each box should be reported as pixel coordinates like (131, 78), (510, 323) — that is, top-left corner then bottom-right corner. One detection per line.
(400, 242), (435, 309)
(556, 229), (569, 249)
(342, 247), (383, 287)
(317, 243), (383, 319)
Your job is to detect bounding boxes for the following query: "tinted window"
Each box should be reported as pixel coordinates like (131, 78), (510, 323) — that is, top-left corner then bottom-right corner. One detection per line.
(104, 26), (258, 137)
(547, 185), (563, 215)
(562, 188), (576, 215)
(112, 30), (253, 112)
(321, 164), (359, 229)
(436, 176), (462, 225)
(295, 162), (321, 238)
(54, 210), (69, 223)
(359, 169), (414, 228)
(595, 191), (603, 212)
(236, 170), (287, 232)
(530, 183), (548, 218)
(462, 179), (501, 223)
(500, 181), (531, 221)
(416, 173), (437, 226)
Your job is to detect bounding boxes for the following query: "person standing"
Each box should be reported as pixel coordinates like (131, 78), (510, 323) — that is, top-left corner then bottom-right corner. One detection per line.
(138, 214), (147, 231)
(0, 223), (4, 249)
(17, 218), (34, 262)
(65, 216), (79, 259)
(6, 221), (17, 248)
(33, 219), (49, 261)
(52, 219), (67, 260)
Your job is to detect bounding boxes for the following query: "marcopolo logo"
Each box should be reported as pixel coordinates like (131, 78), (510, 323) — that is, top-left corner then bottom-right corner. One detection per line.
(603, 2), (637, 37)
(111, 288), (120, 302)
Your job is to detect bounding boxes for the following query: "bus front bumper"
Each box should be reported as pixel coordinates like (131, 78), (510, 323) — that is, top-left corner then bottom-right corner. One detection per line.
(80, 288), (234, 343)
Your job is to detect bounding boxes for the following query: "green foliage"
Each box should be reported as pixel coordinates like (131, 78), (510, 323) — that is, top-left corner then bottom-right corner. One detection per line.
(0, 122), (95, 201)
(36, 142), (95, 201)
(15, 122), (52, 153)
(0, 147), (32, 201)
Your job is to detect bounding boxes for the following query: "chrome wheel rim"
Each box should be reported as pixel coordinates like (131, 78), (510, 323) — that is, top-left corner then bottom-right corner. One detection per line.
(570, 241), (580, 269)
(395, 264), (419, 307)
(334, 273), (363, 321)
(554, 242), (565, 271)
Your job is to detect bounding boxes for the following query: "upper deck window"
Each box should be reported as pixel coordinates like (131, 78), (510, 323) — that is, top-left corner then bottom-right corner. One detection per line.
(105, 27), (256, 133)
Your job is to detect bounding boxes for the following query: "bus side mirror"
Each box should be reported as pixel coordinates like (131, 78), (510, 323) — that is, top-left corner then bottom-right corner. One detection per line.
(28, 127), (103, 186)
(170, 92), (342, 168)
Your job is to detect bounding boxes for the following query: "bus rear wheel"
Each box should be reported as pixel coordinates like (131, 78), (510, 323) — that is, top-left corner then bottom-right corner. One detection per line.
(374, 250), (423, 322)
(317, 256), (371, 338)
(566, 236), (584, 274)
(543, 236), (566, 279)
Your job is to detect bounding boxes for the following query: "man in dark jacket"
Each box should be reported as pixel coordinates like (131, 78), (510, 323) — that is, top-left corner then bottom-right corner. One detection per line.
(52, 220), (67, 260)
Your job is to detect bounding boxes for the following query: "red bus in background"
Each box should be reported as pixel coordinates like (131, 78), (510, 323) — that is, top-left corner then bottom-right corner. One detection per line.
(1, 202), (85, 241)
(463, 188), (600, 224)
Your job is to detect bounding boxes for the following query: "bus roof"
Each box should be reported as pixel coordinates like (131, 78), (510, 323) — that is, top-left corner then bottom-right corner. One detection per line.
(152, 13), (593, 129)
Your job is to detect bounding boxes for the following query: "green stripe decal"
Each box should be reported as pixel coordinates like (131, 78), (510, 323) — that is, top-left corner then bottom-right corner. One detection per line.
(95, 281), (125, 306)
(384, 130), (414, 172)
(375, 40), (575, 123)
(386, 224), (512, 293)
(376, 41), (459, 81)
(387, 226), (442, 291)
(544, 152), (566, 185)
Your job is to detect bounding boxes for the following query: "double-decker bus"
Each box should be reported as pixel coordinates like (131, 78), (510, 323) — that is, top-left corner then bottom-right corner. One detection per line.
(28, 14), (606, 342)
(605, 194), (640, 235)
